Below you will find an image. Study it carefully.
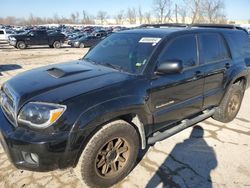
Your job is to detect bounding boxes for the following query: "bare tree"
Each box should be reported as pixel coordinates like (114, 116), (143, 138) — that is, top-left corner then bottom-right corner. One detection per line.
(53, 14), (61, 24)
(97, 11), (108, 24)
(177, 5), (187, 23)
(82, 10), (95, 24)
(203, 0), (226, 23)
(184, 0), (226, 24)
(153, 0), (172, 23)
(70, 13), (77, 23)
(144, 12), (152, 24)
(138, 7), (143, 24)
(1, 16), (17, 25)
(114, 10), (124, 25)
(183, 0), (204, 23)
(126, 8), (137, 24)
(75, 12), (80, 23)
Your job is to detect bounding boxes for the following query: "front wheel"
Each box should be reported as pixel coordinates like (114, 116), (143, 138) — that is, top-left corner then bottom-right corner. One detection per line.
(53, 41), (61, 49)
(74, 120), (139, 188)
(17, 41), (26, 49)
(213, 84), (244, 123)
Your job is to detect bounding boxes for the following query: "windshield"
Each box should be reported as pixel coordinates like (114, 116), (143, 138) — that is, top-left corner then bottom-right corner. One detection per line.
(84, 33), (161, 74)
(79, 35), (87, 40)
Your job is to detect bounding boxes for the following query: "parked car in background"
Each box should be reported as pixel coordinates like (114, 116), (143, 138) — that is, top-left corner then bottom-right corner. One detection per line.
(67, 33), (87, 46)
(92, 30), (108, 38)
(70, 35), (103, 48)
(8, 30), (65, 49)
(0, 29), (11, 42)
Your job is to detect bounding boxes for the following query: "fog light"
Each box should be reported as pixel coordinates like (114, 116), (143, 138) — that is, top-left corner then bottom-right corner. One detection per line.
(22, 151), (39, 164)
(30, 153), (39, 163)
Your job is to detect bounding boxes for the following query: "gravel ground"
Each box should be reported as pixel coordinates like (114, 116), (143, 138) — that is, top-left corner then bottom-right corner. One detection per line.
(0, 43), (250, 188)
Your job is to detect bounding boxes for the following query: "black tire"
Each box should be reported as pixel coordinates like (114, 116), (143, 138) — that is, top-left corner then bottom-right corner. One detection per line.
(213, 84), (244, 123)
(49, 44), (54, 48)
(53, 41), (61, 49)
(17, 41), (26, 49)
(79, 43), (85, 48)
(74, 120), (139, 188)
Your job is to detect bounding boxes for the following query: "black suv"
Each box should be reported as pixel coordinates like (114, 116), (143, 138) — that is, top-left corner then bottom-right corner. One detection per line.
(0, 24), (250, 187)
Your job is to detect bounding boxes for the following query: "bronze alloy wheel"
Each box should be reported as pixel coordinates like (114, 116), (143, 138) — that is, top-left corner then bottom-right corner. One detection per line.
(95, 137), (130, 178)
(227, 93), (241, 117)
(213, 84), (244, 123)
(74, 120), (139, 187)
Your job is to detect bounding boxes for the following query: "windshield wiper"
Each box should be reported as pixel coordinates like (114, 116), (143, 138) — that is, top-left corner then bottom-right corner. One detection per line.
(83, 57), (98, 64)
(84, 59), (126, 72)
(103, 63), (125, 72)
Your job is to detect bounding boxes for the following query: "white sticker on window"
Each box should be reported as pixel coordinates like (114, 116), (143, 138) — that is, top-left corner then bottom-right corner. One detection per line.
(139, 37), (162, 44)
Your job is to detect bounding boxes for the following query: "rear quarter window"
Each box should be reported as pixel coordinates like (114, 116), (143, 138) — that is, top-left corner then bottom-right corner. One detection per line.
(220, 31), (249, 60)
(199, 33), (230, 64)
(0, 30), (4, 34)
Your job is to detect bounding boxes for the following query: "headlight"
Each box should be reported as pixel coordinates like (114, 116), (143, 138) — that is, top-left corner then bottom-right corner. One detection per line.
(9, 37), (16, 41)
(18, 102), (66, 128)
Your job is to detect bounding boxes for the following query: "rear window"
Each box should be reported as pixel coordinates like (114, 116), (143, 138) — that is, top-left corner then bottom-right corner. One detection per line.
(199, 33), (230, 64)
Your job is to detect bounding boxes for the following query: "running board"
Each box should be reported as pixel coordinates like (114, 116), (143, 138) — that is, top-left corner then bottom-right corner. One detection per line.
(148, 108), (215, 144)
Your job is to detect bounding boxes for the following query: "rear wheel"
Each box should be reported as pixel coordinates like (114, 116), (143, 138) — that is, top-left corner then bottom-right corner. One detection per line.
(17, 41), (26, 49)
(74, 120), (139, 188)
(53, 41), (61, 49)
(213, 84), (244, 123)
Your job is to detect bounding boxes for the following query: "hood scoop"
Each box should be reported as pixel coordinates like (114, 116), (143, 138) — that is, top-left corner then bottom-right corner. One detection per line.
(46, 64), (91, 78)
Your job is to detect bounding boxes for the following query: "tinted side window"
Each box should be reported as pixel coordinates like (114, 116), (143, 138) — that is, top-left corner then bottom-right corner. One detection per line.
(0, 31), (4, 34)
(158, 35), (197, 68)
(199, 33), (230, 64)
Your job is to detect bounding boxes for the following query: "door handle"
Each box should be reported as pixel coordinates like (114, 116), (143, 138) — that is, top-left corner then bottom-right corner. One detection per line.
(225, 63), (231, 69)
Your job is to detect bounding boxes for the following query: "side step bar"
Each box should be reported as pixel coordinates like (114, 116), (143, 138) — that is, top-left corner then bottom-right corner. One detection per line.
(148, 108), (215, 144)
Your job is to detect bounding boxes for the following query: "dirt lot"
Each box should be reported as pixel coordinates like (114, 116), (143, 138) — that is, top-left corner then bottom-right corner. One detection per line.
(0, 42), (250, 188)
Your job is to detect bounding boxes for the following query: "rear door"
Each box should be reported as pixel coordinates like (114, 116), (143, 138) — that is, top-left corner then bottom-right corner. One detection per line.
(148, 34), (204, 131)
(37, 30), (48, 45)
(198, 33), (232, 109)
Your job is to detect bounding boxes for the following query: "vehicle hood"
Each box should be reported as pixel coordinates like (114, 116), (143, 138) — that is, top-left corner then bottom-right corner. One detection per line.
(4, 60), (132, 108)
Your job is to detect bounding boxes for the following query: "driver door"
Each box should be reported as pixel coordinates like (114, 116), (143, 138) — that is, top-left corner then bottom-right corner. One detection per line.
(148, 34), (204, 132)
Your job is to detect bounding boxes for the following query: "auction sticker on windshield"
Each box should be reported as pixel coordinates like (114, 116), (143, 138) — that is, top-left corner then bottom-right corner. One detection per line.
(139, 37), (162, 44)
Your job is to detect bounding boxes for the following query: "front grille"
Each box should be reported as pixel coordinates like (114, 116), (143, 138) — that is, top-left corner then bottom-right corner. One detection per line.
(0, 84), (18, 127)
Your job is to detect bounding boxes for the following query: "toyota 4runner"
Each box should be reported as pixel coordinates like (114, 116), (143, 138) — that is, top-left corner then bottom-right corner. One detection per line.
(0, 24), (250, 187)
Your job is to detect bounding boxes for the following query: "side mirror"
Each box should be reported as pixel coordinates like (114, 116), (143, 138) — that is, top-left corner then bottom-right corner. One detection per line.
(156, 60), (183, 74)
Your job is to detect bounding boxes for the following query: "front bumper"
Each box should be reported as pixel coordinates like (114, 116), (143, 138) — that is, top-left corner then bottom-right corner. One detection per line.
(0, 109), (79, 172)
(8, 40), (17, 46)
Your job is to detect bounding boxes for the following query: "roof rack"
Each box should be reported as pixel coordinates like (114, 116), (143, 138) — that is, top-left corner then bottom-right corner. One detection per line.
(139, 23), (248, 33)
(191, 24), (237, 29)
(139, 23), (188, 28)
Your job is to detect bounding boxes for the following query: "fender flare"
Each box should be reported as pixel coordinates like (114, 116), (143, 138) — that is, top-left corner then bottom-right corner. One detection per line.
(71, 95), (151, 151)
(221, 68), (249, 103)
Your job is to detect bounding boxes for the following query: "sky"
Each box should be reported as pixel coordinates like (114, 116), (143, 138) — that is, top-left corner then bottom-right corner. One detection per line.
(0, 0), (250, 21)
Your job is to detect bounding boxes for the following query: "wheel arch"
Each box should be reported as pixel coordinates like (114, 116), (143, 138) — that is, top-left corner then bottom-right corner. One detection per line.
(71, 111), (149, 167)
(220, 69), (248, 105)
